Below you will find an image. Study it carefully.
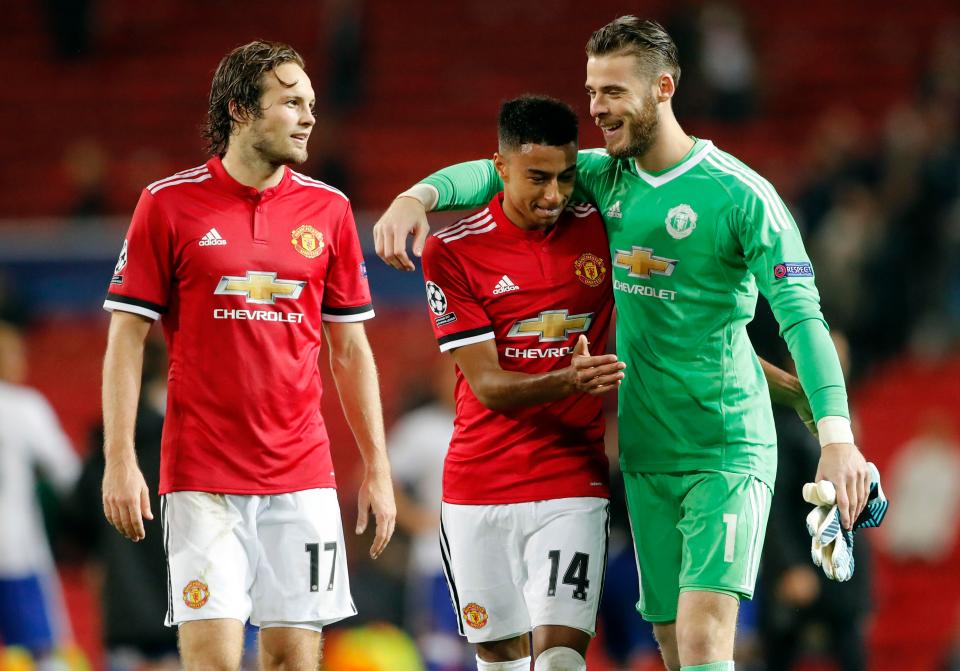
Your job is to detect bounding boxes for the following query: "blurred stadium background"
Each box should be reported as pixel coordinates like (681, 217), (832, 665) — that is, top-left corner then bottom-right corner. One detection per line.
(1, 0), (959, 670)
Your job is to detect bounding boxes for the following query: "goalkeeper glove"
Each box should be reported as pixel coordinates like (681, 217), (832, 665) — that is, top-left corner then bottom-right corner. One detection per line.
(802, 462), (887, 582)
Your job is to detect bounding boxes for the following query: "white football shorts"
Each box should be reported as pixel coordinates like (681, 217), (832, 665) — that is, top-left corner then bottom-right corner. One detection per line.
(439, 496), (609, 643)
(161, 488), (355, 630)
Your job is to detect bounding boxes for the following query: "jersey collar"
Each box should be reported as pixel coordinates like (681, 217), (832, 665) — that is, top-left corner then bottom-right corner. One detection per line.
(630, 138), (715, 188)
(207, 156), (292, 199)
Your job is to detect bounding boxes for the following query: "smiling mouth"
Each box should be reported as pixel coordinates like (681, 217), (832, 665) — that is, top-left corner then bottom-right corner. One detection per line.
(291, 134), (309, 144)
(600, 121), (624, 137)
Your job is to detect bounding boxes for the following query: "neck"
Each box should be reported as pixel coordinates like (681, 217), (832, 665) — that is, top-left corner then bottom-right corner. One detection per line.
(221, 144), (286, 191)
(501, 195), (546, 232)
(635, 113), (694, 173)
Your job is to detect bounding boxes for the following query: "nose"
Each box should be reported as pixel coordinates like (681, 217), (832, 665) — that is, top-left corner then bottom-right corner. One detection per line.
(302, 107), (316, 127)
(589, 94), (606, 119)
(542, 179), (561, 205)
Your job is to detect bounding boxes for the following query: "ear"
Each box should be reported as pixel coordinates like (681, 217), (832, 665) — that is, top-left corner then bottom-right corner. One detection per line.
(227, 100), (245, 125)
(493, 152), (508, 181)
(656, 73), (676, 102)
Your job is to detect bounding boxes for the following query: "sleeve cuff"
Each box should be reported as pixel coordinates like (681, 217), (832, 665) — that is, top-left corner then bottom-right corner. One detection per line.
(321, 303), (375, 322)
(103, 295), (165, 321)
(818, 416), (855, 447)
(438, 327), (495, 353)
(399, 183), (439, 211)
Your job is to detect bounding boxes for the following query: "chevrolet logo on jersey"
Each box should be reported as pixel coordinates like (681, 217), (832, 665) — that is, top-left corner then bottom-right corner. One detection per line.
(613, 246), (678, 279)
(214, 271), (306, 304)
(506, 310), (593, 343)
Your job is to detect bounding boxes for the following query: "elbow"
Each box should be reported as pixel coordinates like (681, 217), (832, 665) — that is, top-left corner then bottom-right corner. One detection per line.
(471, 384), (510, 412)
(478, 394), (510, 412)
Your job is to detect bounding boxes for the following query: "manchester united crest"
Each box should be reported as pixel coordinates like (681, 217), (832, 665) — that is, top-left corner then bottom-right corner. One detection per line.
(574, 253), (607, 287)
(291, 225), (325, 259)
(182, 580), (210, 609)
(462, 602), (488, 629)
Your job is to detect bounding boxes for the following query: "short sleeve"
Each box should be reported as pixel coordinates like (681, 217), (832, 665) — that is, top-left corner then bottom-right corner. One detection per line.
(321, 202), (375, 322)
(103, 190), (175, 320)
(421, 236), (494, 353)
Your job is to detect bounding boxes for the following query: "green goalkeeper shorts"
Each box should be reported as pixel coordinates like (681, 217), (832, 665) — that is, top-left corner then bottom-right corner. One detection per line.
(622, 470), (772, 622)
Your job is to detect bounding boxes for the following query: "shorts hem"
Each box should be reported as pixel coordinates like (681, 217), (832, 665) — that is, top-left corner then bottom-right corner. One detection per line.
(530, 622), (597, 638)
(168, 614), (246, 628)
(463, 628), (530, 644)
(252, 609), (357, 630)
(678, 585), (747, 601)
(637, 611), (676, 624)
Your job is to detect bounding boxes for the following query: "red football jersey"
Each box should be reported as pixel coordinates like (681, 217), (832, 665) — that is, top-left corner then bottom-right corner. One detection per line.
(104, 157), (373, 495)
(421, 194), (614, 505)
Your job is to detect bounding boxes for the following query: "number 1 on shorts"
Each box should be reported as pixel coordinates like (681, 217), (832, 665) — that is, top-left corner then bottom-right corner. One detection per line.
(722, 513), (737, 563)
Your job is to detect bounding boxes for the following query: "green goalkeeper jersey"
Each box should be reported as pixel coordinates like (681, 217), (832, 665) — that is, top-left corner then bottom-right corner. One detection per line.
(422, 138), (849, 486)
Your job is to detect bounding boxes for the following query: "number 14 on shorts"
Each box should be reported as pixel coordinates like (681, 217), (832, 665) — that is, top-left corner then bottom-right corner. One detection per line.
(547, 550), (590, 601)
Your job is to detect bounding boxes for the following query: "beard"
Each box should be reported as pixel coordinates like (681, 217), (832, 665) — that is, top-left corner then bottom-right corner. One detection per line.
(606, 94), (659, 160)
(251, 131), (309, 167)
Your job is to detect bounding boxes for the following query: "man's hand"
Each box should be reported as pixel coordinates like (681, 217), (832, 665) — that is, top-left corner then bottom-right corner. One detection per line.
(102, 458), (153, 541)
(816, 442), (869, 530)
(570, 335), (626, 396)
(373, 197), (431, 271)
(356, 466), (397, 559)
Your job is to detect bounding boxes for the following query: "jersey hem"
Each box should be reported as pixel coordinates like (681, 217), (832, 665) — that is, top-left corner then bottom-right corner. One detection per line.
(618, 462), (775, 487)
(159, 481), (338, 496)
(442, 490), (611, 505)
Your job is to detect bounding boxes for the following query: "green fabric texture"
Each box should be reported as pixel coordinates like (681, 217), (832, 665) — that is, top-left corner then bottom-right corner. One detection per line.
(681, 662), (735, 671)
(422, 139), (851, 486)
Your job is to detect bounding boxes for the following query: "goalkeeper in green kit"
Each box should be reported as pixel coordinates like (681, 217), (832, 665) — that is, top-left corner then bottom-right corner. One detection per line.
(375, 17), (875, 671)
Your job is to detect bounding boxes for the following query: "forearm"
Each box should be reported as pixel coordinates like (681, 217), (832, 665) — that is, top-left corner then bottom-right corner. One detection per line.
(102, 314), (150, 465)
(760, 357), (804, 407)
(782, 318), (850, 422)
(419, 160), (502, 211)
(329, 338), (389, 472)
(470, 367), (576, 411)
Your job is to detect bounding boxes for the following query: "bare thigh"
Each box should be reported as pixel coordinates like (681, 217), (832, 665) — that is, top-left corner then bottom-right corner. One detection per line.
(178, 618), (245, 671)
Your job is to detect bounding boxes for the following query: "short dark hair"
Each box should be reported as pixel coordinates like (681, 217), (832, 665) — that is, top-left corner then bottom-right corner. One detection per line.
(203, 40), (305, 156)
(498, 96), (579, 152)
(586, 16), (680, 84)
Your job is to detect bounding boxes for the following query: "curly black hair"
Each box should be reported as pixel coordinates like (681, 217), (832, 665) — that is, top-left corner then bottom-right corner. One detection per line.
(498, 95), (579, 152)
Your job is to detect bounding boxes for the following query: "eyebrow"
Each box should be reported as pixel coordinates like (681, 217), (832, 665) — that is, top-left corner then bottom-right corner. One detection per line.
(526, 166), (576, 177)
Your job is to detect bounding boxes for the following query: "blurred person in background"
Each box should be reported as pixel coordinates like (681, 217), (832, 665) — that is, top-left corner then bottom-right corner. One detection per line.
(99, 40), (395, 671)
(63, 336), (178, 671)
(756, 332), (872, 671)
(0, 322), (79, 665)
(389, 361), (472, 671)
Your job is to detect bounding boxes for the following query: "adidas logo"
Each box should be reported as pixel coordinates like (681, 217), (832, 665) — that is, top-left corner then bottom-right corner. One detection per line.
(606, 201), (622, 219)
(199, 228), (227, 246)
(492, 275), (520, 295)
